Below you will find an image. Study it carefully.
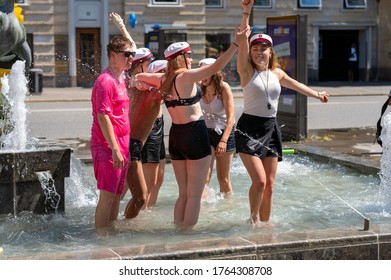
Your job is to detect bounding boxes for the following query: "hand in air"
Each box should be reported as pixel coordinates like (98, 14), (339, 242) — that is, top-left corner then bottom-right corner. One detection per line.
(241, 0), (254, 12)
(235, 25), (251, 45)
(109, 12), (125, 29)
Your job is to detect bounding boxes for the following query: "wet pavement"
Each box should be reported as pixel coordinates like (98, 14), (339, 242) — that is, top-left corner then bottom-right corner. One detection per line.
(289, 127), (382, 172)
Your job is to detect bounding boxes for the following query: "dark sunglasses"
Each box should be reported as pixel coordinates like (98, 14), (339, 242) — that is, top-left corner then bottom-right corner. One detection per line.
(117, 51), (136, 58)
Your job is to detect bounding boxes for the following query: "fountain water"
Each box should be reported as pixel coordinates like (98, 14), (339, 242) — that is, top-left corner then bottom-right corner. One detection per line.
(0, 152), (390, 259)
(1, 65), (390, 259)
(0, 2), (70, 216)
(1, 60), (28, 149)
(379, 112), (391, 207)
(0, 61), (71, 215)
(0, 26), (389, 258)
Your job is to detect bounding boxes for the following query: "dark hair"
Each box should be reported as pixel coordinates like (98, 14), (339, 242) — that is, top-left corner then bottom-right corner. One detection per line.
(107, 36), (132, 57)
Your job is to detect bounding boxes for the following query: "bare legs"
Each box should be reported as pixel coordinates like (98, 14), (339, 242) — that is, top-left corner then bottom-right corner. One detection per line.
(215, 150), (234, 194)
(143, 159), (165, 207)
(173, 156), (211, 230)
(204, 148), (234, 197)
(124, 160), (147, 218)
(95, 190), (121, 230)
(239, 153), (278, 223)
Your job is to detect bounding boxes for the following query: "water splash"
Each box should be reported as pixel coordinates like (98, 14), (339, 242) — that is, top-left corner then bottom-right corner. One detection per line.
(201, 109), (279, 157)
(55, 55), (100, 77)
(65, 155), (98, 208)
(1, 60), (28, 150)
(379, 112), (391, 207)
(311, 177), (370, 230)
(36, 171), (61, 213)
(0, 155), (388, 258)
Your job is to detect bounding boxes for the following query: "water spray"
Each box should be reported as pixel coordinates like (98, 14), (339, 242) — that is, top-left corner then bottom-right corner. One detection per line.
(201, 109), (282, 157)
(311, 177), (370, 231)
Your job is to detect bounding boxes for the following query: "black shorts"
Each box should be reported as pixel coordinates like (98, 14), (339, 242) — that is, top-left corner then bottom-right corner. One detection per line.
(169, 120), (211, 160)
(235, 113), (282, 161)
(141, 116), (166, 163)
(349, 61), (358, 70)
(207, 127), (235, 152)
(130, 138), (143, 161)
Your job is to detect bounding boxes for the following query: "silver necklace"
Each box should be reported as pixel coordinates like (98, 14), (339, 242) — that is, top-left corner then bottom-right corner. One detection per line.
(258, 70), (271, 110)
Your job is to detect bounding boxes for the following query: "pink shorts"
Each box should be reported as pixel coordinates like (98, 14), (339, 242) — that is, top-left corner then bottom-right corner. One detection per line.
(92, 150), (129, 195)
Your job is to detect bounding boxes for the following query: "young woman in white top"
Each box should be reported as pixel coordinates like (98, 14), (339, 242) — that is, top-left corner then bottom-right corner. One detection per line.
(134, 26), (251, 230)
(238, 0), (329, 226)
(199, 58), (235, 196)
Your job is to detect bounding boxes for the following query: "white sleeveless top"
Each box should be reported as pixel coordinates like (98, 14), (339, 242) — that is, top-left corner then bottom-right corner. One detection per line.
(242, 70), (281, 118)
(200, 95), (228, 130)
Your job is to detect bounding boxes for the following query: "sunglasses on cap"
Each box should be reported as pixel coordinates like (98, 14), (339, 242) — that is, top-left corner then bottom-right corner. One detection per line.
(117, 50), (136, 58)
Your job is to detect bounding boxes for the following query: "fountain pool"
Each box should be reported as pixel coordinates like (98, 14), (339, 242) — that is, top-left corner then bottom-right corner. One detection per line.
(1, 151), (390, 260)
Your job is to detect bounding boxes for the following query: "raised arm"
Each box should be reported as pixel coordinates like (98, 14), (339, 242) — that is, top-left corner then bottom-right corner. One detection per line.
(182, 26), (250, 84)
(110, 12), (137, 49)
(237, 0), (254, 85)
(240, 0), (253, 32)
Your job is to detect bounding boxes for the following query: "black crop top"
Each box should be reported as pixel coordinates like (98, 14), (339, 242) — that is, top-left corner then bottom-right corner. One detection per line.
(164, 75), (202, 108)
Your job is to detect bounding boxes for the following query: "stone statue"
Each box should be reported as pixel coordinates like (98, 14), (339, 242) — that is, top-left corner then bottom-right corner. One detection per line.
(1, 0), (32, 141)
(0, 0), (32, 69)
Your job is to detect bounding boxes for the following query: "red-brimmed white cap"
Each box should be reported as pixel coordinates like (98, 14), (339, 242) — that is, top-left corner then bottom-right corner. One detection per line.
(164, 42), (192, 61)
(249, 34), (273, 47)
(198, 58), (216, 67)
(147, 60), (168, 73)
(133, 48), (154, 64)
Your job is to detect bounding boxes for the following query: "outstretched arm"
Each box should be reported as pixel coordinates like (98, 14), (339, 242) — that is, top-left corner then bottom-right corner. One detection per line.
(133, 72), (165, 90)
(110, 12), (137, 49)
(278, 69), (329, 103)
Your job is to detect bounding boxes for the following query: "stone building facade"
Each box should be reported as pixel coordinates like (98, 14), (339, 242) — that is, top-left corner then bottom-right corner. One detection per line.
(16, 0), (391, 87)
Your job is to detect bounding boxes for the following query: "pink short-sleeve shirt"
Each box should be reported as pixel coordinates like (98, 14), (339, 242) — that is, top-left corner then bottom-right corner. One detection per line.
(90, 69), (130, 194)
(90, 68), (130, 159)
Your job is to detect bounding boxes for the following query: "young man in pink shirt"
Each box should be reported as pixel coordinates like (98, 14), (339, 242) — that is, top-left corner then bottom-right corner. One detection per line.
(90, 35), (135, 231)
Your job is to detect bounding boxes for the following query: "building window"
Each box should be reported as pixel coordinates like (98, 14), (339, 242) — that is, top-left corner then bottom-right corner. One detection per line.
(344, 0), (367, 9)
(298, 0), (321, 8)
(254, 0), (272, 8)
(206, 0), (223, 8)
(151, 0), (180, 5)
